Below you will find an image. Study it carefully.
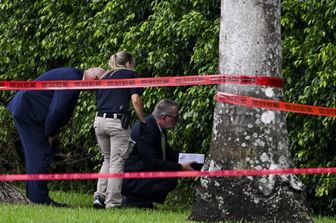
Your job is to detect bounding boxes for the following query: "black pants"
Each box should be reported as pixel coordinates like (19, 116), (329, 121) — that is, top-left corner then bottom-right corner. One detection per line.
(122, 178), (177, 208)
(14, 119), (53, 204)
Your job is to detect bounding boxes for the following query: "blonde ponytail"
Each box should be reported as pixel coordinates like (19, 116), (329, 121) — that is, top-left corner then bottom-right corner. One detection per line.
(108, 51), (135, 71)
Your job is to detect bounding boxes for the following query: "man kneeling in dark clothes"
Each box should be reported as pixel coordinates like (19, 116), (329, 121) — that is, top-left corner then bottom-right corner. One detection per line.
(121, 99), (196, 209)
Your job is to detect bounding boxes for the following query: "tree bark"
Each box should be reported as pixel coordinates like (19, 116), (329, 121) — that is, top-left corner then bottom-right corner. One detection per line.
(0, 181), (29, 204)
(189, 0), (312, 222)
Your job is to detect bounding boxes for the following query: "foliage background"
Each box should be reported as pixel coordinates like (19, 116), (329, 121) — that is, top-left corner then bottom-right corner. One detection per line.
(282, 0), (336, 214)
(0, 0), (334, 214)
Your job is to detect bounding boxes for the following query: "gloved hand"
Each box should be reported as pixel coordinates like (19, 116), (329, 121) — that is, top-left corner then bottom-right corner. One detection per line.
(48, 135), (59, 152)
(48, 135), (57, 146)
(139, 121), (147, 141)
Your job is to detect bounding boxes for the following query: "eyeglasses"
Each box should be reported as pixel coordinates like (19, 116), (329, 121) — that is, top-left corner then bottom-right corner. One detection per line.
(164, 114), (179, 119)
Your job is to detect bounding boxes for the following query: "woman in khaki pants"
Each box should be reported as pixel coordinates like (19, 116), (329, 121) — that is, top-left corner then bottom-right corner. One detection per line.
(93, 51), (145, 209)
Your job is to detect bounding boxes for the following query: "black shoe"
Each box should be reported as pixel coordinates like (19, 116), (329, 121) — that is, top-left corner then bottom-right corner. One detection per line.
(48, 200), (68, 208)
(93, 195), (105, 209)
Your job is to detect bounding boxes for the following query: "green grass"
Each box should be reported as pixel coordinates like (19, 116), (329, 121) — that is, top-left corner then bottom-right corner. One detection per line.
(1, 191), (336, 223)
(0, 191), (190, 223)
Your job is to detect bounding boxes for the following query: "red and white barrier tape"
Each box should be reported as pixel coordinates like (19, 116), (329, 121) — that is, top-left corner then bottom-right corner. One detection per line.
(0, 74), (283, 90)
(1, 167), (336, 181)
(1, 74), (334, 180)
(216, 92), (336, 117)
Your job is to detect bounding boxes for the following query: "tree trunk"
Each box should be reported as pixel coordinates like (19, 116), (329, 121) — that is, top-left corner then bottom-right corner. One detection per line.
(0, 181), (29, 204)
(189, 0), (312, 222)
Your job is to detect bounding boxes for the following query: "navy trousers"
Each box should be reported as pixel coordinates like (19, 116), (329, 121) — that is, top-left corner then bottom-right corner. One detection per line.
(14, 119), (53, 204)
(122, 177), (177, 208)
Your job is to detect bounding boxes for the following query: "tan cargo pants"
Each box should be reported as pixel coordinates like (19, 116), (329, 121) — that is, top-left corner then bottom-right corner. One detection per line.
(93, 116), (131, 208)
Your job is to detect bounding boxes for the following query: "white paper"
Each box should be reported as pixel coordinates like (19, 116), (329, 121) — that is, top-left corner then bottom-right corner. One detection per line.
(178, 153), (205, 164)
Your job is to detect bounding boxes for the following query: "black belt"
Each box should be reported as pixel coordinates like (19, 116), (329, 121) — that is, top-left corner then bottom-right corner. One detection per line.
(96, 111), (123, 119)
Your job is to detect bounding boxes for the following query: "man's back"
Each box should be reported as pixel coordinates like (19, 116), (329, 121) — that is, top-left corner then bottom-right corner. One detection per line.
(6, 67), (83, 135)
(124, 115), (161, 172)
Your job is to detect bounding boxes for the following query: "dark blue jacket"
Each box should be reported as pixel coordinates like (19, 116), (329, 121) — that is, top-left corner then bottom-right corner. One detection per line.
(6, 67), (83, 136)
(95, 69), (143, 114)
(122, 115), (181, 197)
(124, 115), (182, 172)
